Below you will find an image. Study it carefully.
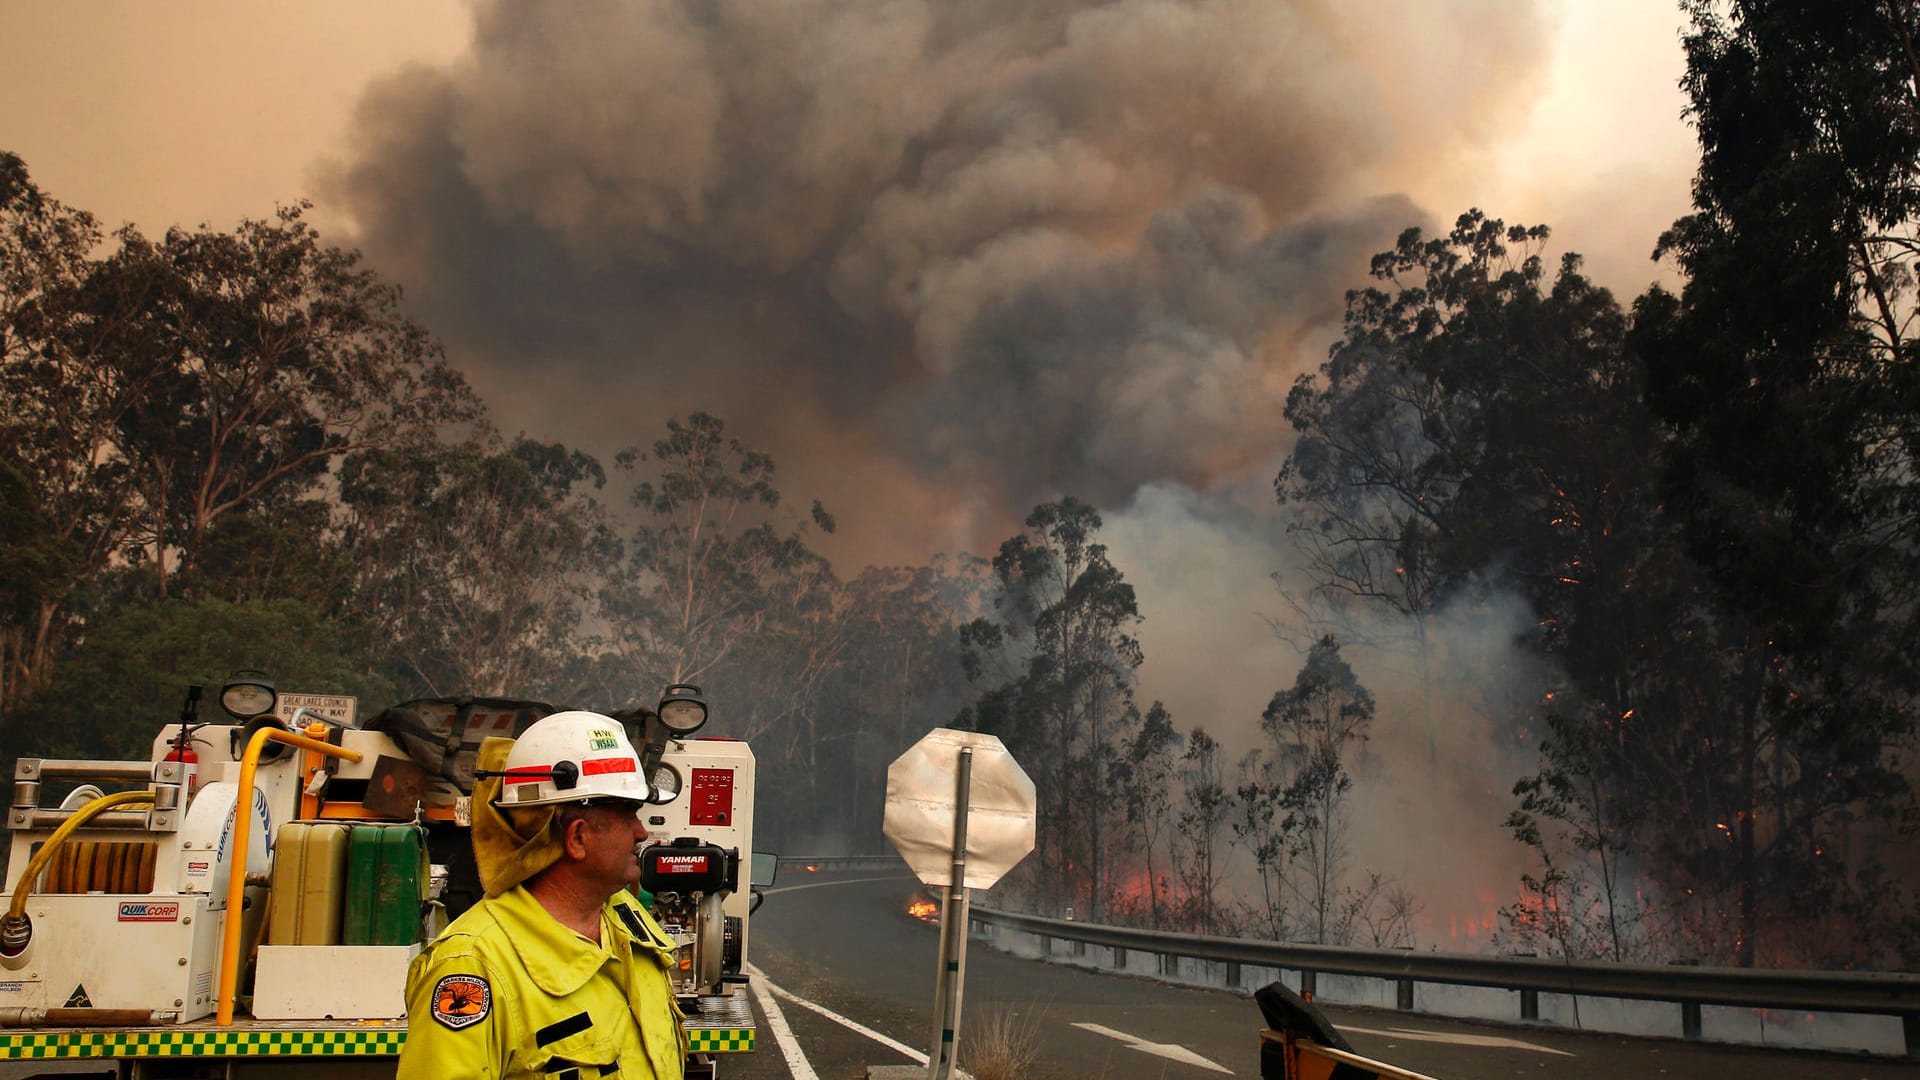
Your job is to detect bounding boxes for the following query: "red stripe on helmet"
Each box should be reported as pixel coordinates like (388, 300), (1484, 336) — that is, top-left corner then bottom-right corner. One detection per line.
(582, 757), (637, 776)
(501, 767), (552, 785)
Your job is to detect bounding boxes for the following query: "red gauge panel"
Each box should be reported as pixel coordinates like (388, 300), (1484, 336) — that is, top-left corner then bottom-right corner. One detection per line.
(689, 767), (735, 826)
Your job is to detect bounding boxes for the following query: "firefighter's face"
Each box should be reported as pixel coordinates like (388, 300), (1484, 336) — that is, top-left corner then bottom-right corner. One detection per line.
(571, 798), (649, 890)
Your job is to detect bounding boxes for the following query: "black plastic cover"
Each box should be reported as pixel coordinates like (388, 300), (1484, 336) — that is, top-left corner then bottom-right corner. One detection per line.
(640, 840), (731, 894)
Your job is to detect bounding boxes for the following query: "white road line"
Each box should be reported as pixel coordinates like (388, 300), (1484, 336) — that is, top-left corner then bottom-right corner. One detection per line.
(747, 964), (928, 1065)
(765, 874), (917, 895)
(1071, 1022), (1234, 1074)
(747, 967), (820, 1080)
(1339, 1025), (1574, 1056)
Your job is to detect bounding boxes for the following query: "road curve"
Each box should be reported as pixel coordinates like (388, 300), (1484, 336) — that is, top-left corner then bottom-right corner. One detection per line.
(726, 869), (1915, 1080)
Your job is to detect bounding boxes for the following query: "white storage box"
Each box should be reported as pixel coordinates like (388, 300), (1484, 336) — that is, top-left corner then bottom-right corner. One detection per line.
(252, 943), (421, 1019)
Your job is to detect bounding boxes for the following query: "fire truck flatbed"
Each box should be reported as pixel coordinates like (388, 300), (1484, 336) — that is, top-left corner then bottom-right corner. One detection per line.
(0, 683), (764, 1078)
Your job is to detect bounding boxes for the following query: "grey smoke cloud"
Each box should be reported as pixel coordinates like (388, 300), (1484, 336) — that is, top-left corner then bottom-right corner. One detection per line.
(326, 0), (1556, 939)
(329, 0), (1548, 561)
(898, 190), (1418, 506)
(1104, 477), (1548, 946)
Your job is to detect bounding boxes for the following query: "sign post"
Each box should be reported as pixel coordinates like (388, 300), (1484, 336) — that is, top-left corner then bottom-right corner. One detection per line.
(883, 729), (1036, 1080)
(927, 747), (973, 1080)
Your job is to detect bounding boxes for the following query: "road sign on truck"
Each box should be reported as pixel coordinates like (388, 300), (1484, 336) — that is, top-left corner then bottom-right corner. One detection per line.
(274, 692), (358, 727)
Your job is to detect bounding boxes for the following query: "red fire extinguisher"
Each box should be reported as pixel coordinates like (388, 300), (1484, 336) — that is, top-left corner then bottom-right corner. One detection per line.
(167, 685), (203, 801)
(164, 741), (198, 800)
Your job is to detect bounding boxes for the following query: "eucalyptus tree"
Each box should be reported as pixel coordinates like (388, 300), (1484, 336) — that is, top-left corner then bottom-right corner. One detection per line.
(1277, 214), (1556, 766)
(1173, 727), (1229, 934)
(13, 596), (385, 764)
(1114, 699), (1181, 927)
(106, 204), (480, 596)
(958, 496), (1143, 920)
(1230, 748), (1291, 939)
(341, 434), (616, 700)
(1628, 0), (1920, 967)
(773, 560), (979, 851)
(1277, 207), (1857, 964)
(1, 165), (480, 716)
(598, 413), (839, 746)
(0, 153), (138, 710)
(1258, 636), (1374, 942)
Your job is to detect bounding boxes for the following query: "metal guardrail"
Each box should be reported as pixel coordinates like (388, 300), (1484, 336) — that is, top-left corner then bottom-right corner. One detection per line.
(775, 854), (904, 872)
(966, 907), (1920, 1058)
(775, 858), (1920, 1056)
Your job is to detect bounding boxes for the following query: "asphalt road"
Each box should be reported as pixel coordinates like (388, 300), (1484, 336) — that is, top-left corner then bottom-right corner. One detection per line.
(726, 868), (1916, 1080)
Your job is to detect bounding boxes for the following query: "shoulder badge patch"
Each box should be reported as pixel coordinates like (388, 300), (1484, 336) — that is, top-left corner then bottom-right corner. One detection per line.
(431, 973), (492, 1030)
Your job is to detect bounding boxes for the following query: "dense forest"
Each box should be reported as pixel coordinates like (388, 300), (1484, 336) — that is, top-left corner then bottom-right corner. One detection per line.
(2, 1), (1917, 970)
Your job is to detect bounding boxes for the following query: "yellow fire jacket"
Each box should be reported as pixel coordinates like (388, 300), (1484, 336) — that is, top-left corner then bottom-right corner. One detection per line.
(397, 886), (687, 1079)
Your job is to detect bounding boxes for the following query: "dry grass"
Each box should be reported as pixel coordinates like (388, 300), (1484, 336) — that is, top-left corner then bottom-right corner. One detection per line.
(962, 1002), (1047, 1080)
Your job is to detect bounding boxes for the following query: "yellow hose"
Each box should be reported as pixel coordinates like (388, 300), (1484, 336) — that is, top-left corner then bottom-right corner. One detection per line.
(6, 790), (156, 924)
(216, 724), (360, 1025)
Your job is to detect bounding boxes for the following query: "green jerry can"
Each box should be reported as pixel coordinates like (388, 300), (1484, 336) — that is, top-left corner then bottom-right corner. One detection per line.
(343, 823), (429, 946)
(268, 822), (351, 945)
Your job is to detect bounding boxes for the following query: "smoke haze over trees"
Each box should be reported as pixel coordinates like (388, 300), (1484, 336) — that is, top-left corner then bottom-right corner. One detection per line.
(2, 0), (1918, 970)
(325, 0), (1550, 562)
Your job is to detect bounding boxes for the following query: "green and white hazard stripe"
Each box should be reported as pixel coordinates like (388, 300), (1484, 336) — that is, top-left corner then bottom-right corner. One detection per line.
(0, 1028), (407, 1060)
(686, 1027), (754, 1052)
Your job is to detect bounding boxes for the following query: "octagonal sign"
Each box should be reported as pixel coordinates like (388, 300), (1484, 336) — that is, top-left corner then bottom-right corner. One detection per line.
(883, 728), (1036, 890)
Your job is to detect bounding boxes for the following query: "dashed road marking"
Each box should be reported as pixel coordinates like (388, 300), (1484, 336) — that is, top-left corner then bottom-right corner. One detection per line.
(1071, 1022), (1234, 1074)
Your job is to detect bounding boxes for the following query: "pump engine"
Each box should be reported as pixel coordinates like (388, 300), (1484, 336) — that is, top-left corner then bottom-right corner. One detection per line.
(636, 737), (757, 1027)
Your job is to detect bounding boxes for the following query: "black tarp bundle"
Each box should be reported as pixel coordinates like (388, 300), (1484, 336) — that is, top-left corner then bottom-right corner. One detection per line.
(363, 696), (554, 805)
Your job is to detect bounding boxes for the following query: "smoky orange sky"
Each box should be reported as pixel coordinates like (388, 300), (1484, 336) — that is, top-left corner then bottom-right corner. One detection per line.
(1, 1), (1707, 923)
(1, 3), (1696, 561)
(0, 3), (1694, 288)
(0, 3), (1689, 267)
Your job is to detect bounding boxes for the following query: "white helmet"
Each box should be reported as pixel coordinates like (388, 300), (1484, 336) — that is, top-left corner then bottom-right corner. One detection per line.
(494, 711), (648, 807)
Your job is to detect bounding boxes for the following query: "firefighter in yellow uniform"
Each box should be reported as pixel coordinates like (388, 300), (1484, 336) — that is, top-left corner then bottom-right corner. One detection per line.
(398, 712), (687, 1079)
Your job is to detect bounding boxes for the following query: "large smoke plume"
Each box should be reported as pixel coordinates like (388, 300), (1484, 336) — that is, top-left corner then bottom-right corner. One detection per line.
(329, 0), (1554, 935)
(331, 0), (1548, 561)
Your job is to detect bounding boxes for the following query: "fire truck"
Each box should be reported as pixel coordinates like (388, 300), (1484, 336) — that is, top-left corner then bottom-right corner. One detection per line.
(0, 673), (769, 1078)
